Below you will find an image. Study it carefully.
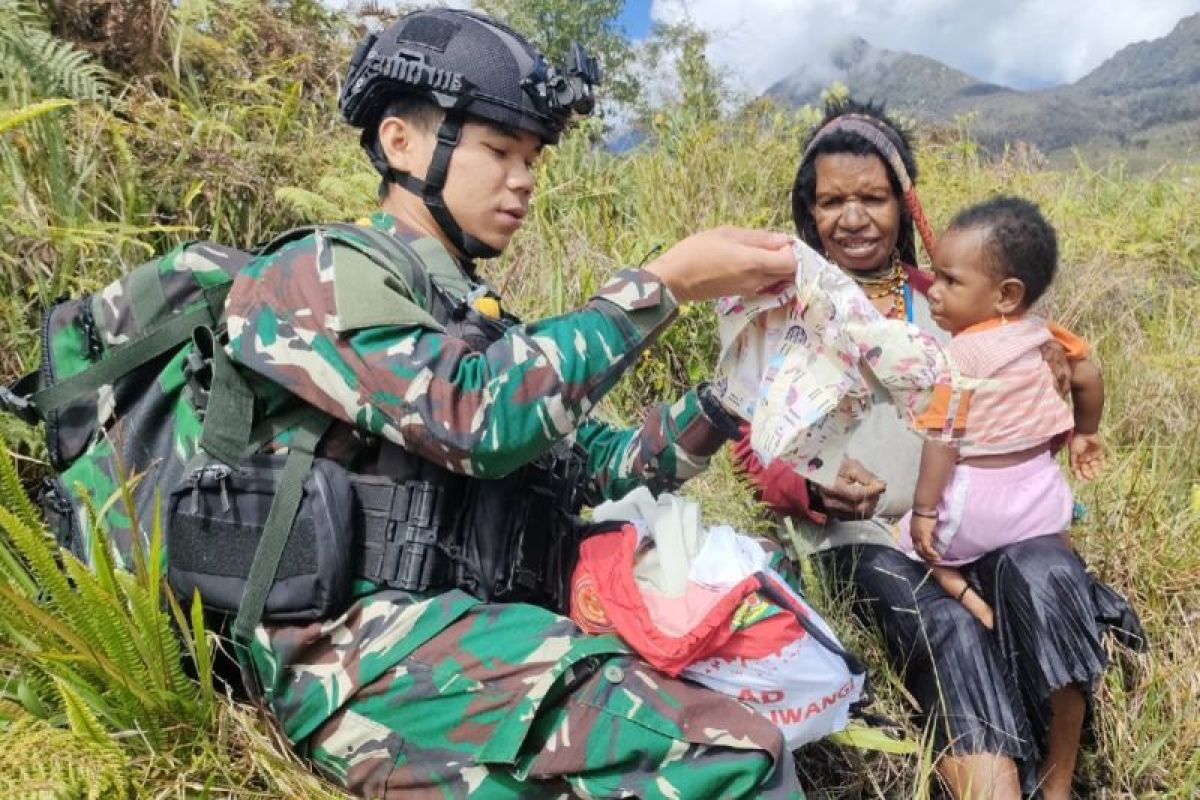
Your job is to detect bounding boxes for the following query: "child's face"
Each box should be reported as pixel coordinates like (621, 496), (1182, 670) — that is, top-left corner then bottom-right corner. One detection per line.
(927, 226), (1011, 334)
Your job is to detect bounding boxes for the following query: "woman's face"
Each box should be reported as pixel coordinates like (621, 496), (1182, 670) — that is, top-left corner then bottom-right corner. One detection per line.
(809, 153), (901, 273)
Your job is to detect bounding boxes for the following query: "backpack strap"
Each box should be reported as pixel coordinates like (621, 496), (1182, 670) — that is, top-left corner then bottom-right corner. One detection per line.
(184, 223), (437, 468)
(192, 325), (256, 467)
(320, 222), (435, 311)
(232, 408), (331, 646)
(0, 370), (43, 425)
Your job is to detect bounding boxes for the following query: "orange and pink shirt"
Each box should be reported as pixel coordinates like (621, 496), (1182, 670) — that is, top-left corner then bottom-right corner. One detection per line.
(918, 316), (1087, 456)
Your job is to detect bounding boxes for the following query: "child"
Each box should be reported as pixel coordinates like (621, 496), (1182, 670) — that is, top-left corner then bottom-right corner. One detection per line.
(899, 196), (1106, 629)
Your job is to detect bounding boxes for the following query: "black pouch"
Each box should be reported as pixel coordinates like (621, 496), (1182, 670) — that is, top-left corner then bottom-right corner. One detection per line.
(166, 454), (354, 622)
(454, 441), (595, 612)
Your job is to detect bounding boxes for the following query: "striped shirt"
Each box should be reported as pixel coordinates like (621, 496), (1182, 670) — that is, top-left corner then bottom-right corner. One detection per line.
(934, 316), (1085, 456)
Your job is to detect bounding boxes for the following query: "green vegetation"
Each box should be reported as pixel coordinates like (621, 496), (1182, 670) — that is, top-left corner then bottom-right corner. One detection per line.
(1, 2), (1197, 797)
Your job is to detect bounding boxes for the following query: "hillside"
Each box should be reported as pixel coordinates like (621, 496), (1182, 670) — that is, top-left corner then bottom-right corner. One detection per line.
(2, 2), (1198, 798)
(765, 12), (1200, 164)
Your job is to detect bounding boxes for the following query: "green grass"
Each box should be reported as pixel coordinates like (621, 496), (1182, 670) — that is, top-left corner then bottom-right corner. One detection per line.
(1, 2), (1198, 797)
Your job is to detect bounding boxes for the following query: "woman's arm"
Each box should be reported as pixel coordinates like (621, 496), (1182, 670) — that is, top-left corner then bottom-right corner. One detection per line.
(730, 428), (887, 522)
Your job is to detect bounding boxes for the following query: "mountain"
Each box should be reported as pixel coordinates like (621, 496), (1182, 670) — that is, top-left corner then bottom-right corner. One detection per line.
(764, 13), (1200, 165)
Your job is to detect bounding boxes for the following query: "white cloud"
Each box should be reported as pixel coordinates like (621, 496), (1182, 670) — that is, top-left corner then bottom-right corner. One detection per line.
(650, 0), (1200, 92)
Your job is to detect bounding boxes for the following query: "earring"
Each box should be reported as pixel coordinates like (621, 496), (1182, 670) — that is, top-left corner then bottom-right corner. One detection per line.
(1001, 313), (1008, 325)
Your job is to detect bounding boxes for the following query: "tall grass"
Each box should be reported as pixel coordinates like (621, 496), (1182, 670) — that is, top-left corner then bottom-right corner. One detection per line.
(1, 2), (1197, 797)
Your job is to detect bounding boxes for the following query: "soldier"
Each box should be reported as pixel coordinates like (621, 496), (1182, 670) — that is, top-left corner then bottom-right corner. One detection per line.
(224, 8), (803, 798)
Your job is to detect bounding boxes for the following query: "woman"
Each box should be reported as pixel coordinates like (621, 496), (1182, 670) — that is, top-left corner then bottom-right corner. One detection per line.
(734, 99), (1142, 799)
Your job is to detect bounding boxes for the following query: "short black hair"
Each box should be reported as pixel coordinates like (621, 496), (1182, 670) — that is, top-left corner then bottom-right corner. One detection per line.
(947, 196), (1058, 308)
(791, 98), (920, 264)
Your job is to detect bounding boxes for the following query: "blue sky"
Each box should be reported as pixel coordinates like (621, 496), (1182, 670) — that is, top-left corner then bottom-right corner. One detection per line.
(616, 0), (652, 39)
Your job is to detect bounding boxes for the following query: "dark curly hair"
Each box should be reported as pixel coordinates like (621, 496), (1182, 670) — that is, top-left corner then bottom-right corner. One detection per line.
(947, 196), (1058, 308)
(791, 98), (920, 265)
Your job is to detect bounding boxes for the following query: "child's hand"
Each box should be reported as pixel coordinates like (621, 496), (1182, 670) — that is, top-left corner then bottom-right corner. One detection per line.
(1070, 432), (1107, 481)
(909, 513), (941, 563)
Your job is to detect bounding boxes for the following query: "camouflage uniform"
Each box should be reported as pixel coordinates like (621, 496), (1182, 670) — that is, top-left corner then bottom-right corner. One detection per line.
(223, 212), (805, 799)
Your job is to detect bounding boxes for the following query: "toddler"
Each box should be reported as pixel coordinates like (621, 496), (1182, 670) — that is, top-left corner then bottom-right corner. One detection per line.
(899, 197), (1106, 629)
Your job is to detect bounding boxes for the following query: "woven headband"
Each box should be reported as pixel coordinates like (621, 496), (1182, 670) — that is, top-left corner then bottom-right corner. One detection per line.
(803, 114), (937, 258)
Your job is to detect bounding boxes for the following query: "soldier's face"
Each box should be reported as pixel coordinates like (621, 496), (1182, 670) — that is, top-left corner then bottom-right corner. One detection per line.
(440, 121), (542, 253)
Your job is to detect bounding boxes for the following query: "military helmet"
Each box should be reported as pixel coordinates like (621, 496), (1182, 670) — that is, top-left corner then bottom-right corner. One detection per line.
(339, 9), (600, 258)
(341, 9), (599, 145)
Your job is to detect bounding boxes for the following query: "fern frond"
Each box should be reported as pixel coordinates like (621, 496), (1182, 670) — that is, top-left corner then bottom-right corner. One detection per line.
(165, 585), (217, 719)
(186, 588), (216, 714)
(55, 676), (116, 748)
(0, 584), (157, 708)
(0, 97), (75, 134)
(0, 19), (110, 101)
(63, 555), (154, 691)
(0, 436), (42, 533)
(0, 505), (78, 614)
(0, 701), (131, 800)
(275, 185), (341, 219)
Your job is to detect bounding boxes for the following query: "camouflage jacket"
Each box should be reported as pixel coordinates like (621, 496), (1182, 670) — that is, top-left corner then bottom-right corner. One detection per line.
(224, 212), (731, 496)
(224, 212), (734, 739)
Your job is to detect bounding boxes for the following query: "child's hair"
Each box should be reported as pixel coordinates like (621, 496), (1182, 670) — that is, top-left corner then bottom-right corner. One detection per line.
(947, 196), (1058, 308)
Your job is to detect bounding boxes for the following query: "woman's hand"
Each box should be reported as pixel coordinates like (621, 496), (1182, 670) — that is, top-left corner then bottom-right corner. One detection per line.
(1039, 340), (1072, 398)
(814, 458), (886, 520)
(644, 227), (794, 303)
(1069, 432), (1107, 480)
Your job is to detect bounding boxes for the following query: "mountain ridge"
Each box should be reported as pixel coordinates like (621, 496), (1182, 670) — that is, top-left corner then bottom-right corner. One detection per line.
(764, 13), (1200, 163)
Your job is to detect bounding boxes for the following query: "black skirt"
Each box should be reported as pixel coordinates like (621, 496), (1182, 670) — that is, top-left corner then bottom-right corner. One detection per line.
(824, 534), (1143, 793)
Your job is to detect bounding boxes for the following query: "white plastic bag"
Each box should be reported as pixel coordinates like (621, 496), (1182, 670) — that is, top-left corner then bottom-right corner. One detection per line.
(682, 570), (866, 748)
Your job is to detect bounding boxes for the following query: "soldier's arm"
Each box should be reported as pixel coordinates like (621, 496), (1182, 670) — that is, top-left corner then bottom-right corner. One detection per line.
(225, 237), (678, 478)
(575, 387), (735, 501)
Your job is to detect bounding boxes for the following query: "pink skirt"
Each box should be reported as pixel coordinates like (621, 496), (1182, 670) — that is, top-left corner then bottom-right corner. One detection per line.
(898, 451), (1073, 565)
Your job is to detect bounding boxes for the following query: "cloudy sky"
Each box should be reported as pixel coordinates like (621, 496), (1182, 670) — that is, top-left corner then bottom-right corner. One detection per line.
(621, 0), (1200, 92)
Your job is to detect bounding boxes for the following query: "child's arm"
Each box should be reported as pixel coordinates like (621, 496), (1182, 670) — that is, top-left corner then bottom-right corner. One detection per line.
(909, 440), (958, 563)
(1068, 356), (1107, 480)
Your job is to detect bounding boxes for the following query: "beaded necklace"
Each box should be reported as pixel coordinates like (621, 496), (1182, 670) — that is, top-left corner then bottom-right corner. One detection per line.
(851, 253), (907, 320)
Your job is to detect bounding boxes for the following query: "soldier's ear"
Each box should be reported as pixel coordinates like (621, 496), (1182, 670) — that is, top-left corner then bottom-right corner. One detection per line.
(378, 115), (432, 176)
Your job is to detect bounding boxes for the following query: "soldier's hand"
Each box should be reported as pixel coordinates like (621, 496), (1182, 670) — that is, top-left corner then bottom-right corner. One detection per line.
(644, 227), (794, 303)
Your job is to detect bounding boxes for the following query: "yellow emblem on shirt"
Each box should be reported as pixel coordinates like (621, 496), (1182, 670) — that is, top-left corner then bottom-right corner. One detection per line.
(473, 296), (502, 319)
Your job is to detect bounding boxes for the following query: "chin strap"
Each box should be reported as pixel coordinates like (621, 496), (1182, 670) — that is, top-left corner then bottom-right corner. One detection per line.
(374, 111), (502, 261)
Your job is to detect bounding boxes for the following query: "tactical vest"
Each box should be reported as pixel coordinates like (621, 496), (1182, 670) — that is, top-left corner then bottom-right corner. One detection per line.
(332, 241), (597, 610)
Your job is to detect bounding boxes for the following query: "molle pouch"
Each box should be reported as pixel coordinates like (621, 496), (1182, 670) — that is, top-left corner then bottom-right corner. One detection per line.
(166, 454), (354, 622)
(455, 440), (592, 612)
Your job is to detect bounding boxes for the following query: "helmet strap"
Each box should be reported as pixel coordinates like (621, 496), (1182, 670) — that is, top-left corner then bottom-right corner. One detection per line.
(385, 112), (502, 260)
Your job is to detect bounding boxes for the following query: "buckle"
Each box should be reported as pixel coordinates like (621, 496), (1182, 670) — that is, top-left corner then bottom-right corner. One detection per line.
(355, 479), (447, 592)
(0, 372), (42, 425)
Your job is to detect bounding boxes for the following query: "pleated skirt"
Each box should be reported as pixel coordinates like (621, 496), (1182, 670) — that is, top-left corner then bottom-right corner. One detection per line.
(825, 534), (1143, 793)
